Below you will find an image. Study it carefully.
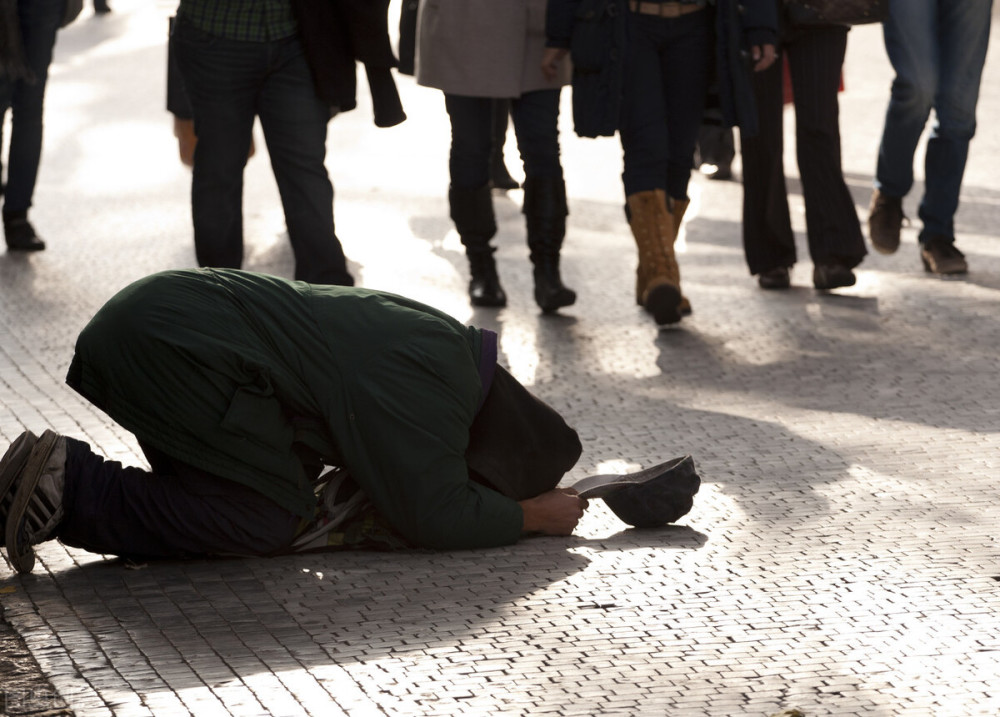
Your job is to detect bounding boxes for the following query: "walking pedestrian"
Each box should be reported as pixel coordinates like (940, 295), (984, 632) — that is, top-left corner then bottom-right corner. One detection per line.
(867, 0), (993, 275)
(168, 0), (401, 286)
(0, 0), (67, 252)
(416, 0), (577, 313)
(545, 0), (777, 324)
(740, 3), (867, 291)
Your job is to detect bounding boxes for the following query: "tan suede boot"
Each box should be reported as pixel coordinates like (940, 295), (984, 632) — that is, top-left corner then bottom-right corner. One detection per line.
(627, 190), (683, 325)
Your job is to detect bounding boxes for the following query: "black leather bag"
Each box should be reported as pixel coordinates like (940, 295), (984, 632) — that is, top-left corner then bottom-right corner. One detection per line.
(784, 0), (888, 26)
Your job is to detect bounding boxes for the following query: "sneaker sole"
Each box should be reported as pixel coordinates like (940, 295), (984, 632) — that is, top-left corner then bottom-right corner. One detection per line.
(5, 430), (60, 574)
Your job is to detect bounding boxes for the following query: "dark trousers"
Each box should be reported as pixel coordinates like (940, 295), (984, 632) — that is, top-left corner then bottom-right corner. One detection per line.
(618, 8), (713, 199)
(444, 90), (563, 190)
(57, 438), (300, 561)
(0, 0), (63, 213)
(740, 26), (866, 275)
(169, 18), (353, 286)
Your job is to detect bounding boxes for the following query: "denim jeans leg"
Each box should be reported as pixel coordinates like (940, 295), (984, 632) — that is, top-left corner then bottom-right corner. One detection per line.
(619, 14), (670, 196)
(619, 11), (711, 198)
(509, 89), (562, 180)
(170, 19), (260, 270)
(875, 0), (938, 199)
(1, 0), (63, 213)
(258, 35), (353, 286)
(444, 94), (494, 190)
(918, 0), (992, 240)
(659, 12), (711, 201)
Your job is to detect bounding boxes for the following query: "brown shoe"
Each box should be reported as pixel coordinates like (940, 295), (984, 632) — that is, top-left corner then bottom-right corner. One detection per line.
(868, 189), (905, 254)
(920, 236), (968, 275)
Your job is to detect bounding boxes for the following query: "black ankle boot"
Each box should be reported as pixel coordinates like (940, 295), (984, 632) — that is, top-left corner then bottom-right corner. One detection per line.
(524, 176), (576, 312)
(449, 184), (507, 307)
(3, 211), (46, 252)
(467, 248), (507, 307)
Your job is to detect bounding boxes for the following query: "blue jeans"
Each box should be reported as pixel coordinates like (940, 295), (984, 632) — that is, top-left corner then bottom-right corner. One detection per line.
(618, 7), (713, 199)
(875, 0), (993, 241)
(0, 0), (63, 213)
(444, 90), (563, 190)
(170, 18), (353, 285)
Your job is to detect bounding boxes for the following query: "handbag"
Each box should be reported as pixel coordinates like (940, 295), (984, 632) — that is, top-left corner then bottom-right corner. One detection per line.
(784, 0), (888, 26)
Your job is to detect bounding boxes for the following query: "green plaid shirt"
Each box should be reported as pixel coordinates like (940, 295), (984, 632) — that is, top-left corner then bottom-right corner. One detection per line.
(177, 0), (298, 42)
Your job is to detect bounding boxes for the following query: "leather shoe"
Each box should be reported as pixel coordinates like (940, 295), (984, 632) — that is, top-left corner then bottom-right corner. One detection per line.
(3, 215), (46, 252)
(868, 189), (905, 254)
(813, 263), (856, 291)
(920, 236), (967, 275)
(758, 266), (791, 290)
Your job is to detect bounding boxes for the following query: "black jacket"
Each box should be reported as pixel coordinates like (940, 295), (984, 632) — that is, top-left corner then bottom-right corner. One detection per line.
(290, 0), (406, 127)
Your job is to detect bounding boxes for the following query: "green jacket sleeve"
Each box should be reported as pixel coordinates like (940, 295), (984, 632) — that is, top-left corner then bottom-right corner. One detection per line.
(331, 314), (524, 549)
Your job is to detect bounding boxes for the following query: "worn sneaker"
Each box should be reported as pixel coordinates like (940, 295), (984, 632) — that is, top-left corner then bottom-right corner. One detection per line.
(4, 430), (67, 574)
(867, 190), (905, 255)
(1, 431), (39, 535)
(920, 236), (968, 275)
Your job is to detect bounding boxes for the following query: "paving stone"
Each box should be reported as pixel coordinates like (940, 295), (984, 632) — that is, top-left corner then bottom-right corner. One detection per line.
(3, 4), (1000, 716)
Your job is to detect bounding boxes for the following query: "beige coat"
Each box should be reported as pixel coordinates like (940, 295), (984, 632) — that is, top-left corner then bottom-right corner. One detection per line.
(415, 0), (571, 98)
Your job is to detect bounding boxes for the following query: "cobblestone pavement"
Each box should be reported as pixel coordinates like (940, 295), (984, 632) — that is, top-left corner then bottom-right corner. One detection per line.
(2, 3), (1000, 715)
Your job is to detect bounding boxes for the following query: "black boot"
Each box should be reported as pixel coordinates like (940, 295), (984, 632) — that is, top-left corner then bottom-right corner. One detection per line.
(3, 211), (46, 252)
(489, 100), (520, 191)
(449, 185), (507, 307)
(523, 176), (576, 313)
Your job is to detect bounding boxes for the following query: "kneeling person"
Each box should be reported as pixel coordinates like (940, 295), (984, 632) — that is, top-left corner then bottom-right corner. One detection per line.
(1, 269), (587, 573)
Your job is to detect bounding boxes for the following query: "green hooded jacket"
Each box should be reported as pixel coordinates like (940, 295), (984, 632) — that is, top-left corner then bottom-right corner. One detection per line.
(66, 269), (523, 549)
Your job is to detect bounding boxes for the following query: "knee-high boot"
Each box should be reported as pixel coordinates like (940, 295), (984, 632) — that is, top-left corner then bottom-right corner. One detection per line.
(449, 184), (507, 307)
(523, 176), (576, 312)
(626, 189), (683, 325)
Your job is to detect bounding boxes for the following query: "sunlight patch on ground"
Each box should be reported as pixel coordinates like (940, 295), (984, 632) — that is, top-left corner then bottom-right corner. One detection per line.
(70, 124), (182, 193)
